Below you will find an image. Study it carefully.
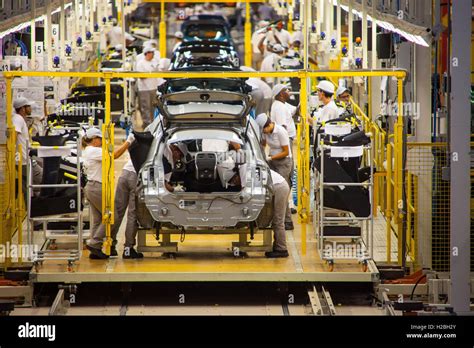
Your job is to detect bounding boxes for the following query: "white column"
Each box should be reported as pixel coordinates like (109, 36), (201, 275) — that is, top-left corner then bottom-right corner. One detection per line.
(45, 0), (52, 70)
(30, 0), (36, 68)
(336, 0), (341, 49)
(361, 0), (368, 68)
(348, 0), (353, 59)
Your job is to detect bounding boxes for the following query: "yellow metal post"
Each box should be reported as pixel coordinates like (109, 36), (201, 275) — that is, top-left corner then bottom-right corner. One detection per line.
(396, 77), (404, 265)
(4, 76), (15, 268)
(386, 144), (392, 263)
(17, 145), (23, 263)
(244, 0), (252, 67)
(102, 74), (115, 256)
(159, 0), (167, 58)
(298, 73), (309, 255)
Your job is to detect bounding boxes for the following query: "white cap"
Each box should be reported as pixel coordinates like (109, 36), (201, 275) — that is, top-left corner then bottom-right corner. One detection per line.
(317, 80), (335, 94)
(85, 127), (102, 139)
(272, 83), (287, 98)
(143, 46), (155, 54)
(111, 18), (118, 26)
(125, 33), (136, 41)
(272, 44), (284, 53)
(255, 113), (269, 130)
(175, 31), (184, 39)
(336, 86), (349, 97)
(240, 66), (255, 72)
(13, 97), (34, 110)
(115, 44), (123, 51)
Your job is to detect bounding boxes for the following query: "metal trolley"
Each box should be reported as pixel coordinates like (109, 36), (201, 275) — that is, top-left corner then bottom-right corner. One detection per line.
(313, 122), (374, 272)
(26, 128), (85, 272)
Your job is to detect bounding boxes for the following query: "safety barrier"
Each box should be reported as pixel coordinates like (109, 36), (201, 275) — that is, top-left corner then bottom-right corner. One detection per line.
(0, 69), (406, 267)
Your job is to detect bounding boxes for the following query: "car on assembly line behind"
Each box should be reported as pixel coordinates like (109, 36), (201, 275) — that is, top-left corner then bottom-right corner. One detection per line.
(130, 77), (274, 231)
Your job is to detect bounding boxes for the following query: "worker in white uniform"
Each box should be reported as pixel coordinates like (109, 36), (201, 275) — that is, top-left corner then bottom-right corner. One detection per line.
(88, 156), (143, 259)
(240, 66), (272, 115)
(265, 169), (290, 258)
(256, 115), (294, 230)
(107, 18), (136, 48)
(260, 44), (285, 86)
(134, 41), (161, 69)
(172, 31), (184, 52)
(136, 46), (160, 129)
(271, 84), (297, 144)
(336, 86), (353, 116)
(251, 20), (269, 70)
(13, 97), (43, 203)
(83, 128), (135, 259)
(308, 80), (339, 125)
(265, 21), (292, 48)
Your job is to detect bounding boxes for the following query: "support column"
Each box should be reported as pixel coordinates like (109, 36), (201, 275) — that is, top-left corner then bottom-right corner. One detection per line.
(244, 0), (251, 67)
(450, 0), (471, 315)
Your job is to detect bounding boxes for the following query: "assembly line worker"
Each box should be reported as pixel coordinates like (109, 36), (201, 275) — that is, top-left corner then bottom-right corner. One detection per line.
(88, 157), (144, 260)
(307, 80), (339, 125)
(265, 169), (290, 258)
(163, 143), (190, 193)
(240, 66), (272, 115)
(265, 21), (292, 48)
(107, 18), (136, 47)
(336, 86), (353, 116)
(13, 97), (43, 203)
(260, 44), (285, 86)
(172, 31), (184, 52)
(136, 46), (160, 129)
(271, 84), (297, 147)
(256, 115), (294, 231)
(134, 41), (160, 70)
(251, 20), (269, 70)
(83, 128), (135, 259)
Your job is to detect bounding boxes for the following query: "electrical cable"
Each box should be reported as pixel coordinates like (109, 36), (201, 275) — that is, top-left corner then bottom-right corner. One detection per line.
(410, 274), (427, 300)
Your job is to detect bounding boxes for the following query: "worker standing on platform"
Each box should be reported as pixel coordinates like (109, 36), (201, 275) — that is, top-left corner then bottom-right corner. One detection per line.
(256, 114), (294, 231)
(88, 155), (144, 260)
(308, 80), (339, 125)
(240, 66), (272, 115)
(266, 21), (292, 48)
(336, 86), (353, 116)
(13, 97), (43, 202)
(136, 47), (160, 129)
(173, 31), (184, 52)
(260, 44), (285, 86)
(251, 20), (269, 70)
(265, 169), (290, 258)
(83, 128), (135, 259)
(271, 84), (297, 149)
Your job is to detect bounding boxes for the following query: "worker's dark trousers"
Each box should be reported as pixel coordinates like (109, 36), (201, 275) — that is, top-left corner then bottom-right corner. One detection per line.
(138, 90), (155, 128)
(268, 157), (293, 224)
(273, 180), (290, 251)
(88, 170), (138, 249)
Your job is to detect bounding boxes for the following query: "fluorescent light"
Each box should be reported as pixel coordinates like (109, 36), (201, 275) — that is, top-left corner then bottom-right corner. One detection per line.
(333, 0), (429, 47)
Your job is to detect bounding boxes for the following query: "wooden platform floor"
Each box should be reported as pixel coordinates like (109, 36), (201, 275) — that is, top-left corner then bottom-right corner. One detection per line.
(31, 224), (379, 283)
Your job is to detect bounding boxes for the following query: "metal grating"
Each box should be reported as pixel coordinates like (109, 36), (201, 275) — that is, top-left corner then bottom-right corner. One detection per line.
(406, 143), (473, 272)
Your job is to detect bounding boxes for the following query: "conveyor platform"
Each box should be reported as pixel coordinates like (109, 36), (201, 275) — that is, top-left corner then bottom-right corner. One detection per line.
(30, 225), (379, 283)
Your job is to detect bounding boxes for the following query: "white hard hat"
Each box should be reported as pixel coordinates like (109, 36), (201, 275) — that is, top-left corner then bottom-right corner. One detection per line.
(272, 44), (284, 53)
(143, 46), (155, 54)
(272, 83), (288, 99)
(240, 66), (255, 72)
(13, 97), (34, 110)
(336, 86), (349, 97)
(115, 44), (123, 51)
(317, 80), (335, 94)
(175, 31), (184, 39)
(255, 113), (270, 130)
(85, 127), (102, 139)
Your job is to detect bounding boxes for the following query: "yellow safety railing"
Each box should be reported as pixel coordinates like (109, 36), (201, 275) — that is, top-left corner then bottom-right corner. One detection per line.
(1, 69), (406, 263)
